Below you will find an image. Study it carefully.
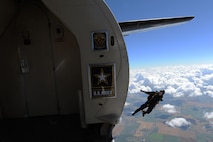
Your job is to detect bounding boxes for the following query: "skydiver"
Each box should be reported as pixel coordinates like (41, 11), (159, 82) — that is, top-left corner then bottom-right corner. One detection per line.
(132, 90), (165, 117)
(131, 90), (157, 116)
(142, 90), (164, 116)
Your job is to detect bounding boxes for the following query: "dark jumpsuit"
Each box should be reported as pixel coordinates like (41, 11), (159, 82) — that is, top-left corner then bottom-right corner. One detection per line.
(132, 91), (157, 116)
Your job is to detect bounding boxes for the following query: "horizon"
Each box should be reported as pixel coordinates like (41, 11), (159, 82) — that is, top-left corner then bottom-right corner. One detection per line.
(128, 64), (213, 96)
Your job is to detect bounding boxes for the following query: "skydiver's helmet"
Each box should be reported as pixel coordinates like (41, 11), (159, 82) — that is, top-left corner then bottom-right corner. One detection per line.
(159, 90), (165, 101)
(160, 90), (165, 96)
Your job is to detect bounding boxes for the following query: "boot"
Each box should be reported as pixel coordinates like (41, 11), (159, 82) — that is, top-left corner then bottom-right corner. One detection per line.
(142, 111), (146, 117)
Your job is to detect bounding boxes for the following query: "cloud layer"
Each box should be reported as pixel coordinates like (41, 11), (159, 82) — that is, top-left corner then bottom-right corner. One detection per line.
(129, 64), (213, 98)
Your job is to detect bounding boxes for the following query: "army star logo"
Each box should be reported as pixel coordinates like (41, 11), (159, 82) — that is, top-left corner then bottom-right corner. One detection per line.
(94, 68), (111, 85)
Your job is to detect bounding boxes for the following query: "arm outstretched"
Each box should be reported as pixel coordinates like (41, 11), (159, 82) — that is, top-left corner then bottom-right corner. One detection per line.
(140, 90), (156, 96)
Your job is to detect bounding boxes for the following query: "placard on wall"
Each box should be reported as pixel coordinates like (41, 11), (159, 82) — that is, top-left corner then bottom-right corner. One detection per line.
(91, 31), (108, 51)
(89, 64), (116, 98)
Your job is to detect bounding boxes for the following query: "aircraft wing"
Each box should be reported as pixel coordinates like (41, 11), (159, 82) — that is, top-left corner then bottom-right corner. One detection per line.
(119, 16), (194, 36)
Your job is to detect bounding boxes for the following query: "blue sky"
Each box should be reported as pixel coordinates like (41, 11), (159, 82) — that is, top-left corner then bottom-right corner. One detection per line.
(105, 0), (213, 69)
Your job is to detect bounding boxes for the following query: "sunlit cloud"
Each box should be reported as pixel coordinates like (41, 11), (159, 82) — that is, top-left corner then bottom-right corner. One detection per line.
(165, 117), (191, 128)
(128, 64), (213, 98)
(162, 104), (178, 114)
(124, 102), (130, 106)
(204, 112), (213, 119)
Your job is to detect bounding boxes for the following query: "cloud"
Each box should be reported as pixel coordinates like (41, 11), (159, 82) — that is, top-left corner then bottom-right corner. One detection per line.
(124, 102), (130, 106)
(203, 85), (213, 97)
(165, 118), (191, 128)
(162, 104), (177, 114)
(128, 64), (213, 98)
(204, 112), (213, 119)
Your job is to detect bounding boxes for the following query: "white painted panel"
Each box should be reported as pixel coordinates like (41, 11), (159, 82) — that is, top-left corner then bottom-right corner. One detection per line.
(43, 0), (129, 124)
